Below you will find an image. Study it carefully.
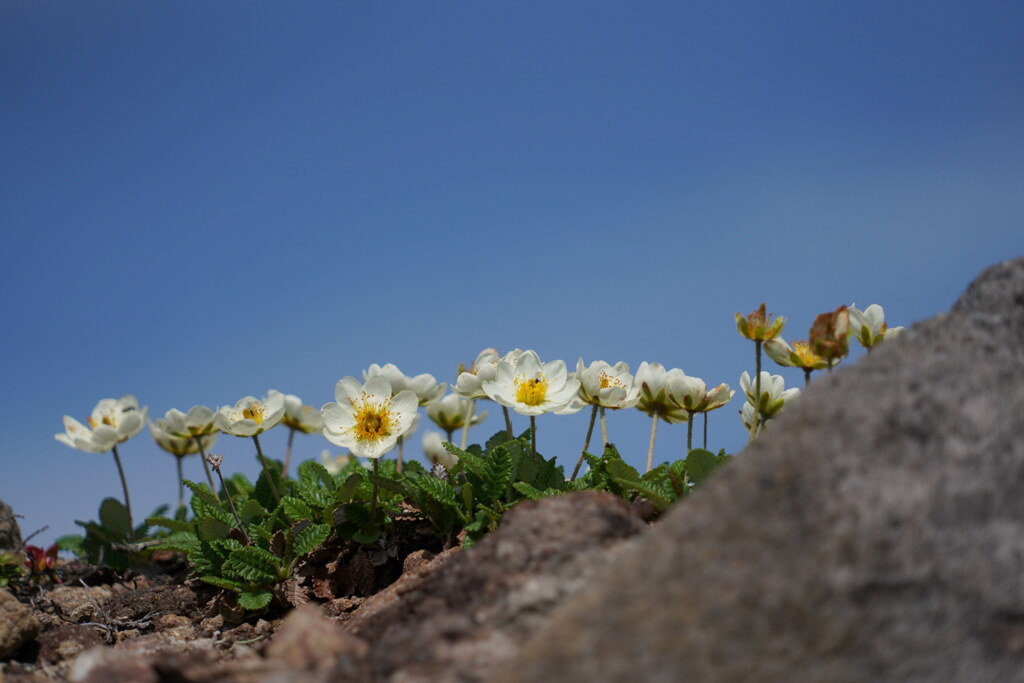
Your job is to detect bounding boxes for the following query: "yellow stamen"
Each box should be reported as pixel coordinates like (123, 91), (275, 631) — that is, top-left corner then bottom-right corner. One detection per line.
(598, 371), (624, 390)
(514, 375), (549, 406)
(349, 394), (396, 441)
(243, 403), (265, 425)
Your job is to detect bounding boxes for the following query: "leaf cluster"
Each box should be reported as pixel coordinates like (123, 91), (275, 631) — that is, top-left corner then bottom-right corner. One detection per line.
(55, 498), (166, 570)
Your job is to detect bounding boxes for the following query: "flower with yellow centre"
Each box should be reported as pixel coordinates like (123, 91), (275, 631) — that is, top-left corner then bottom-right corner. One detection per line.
(482, 350), (579, 416)
(214, 392), (286, 437)
(321, 376), (418, 459)
(735, 303), (786, 341)
(156, 405), (218, 439)
(281, 393), (324, 434)
(576, 359), (640, 409)
(634, 362), (690, 424)
(764, 337), (832, 379)
(453, 348), (523, 399)
(55, 395), (147, 453)
(426, 392), (487, 436)
(363, 363), (447, 406)
(849, 303), (905, 351)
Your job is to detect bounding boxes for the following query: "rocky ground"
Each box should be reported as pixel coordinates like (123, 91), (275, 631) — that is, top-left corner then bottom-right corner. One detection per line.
(0, 491), (650, 682)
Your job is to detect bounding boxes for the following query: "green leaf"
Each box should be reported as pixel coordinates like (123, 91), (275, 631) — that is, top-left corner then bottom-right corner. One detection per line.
(198, 516), (231, 541)
(413, 474), (460, 508)
(685, 449), (720, 485)
(334, 472), (364, 502)
(292, 523), (330, 557)
(611, 477), (674, 511)
(239, 498), (267, 526)
(55, 534), (86, 557)
(298, 460), (336, 492)
(98, 498), (131, 540)
(145, 515), (191, 534)
(155, 531), (200, 554)
(295, 481), (332, 509)
(200, 575), (246, 592)
(483, 444), (513, 504)
(511, 481), (546, 500)
(280, 496), (314, 523)
(237, 589), (273, 610)
(606, 458), (641, 483)
(223, 546), (281, 584)
(184, 480), (222, 509)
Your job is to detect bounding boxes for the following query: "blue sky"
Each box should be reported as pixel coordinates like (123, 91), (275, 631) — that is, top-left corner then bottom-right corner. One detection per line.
(2, 1), (1022, 547)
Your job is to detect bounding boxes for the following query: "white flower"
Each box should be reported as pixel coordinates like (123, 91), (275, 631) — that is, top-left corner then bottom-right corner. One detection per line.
(764, 338), (831, 371)
(55, 395), (147, 453)
(321, 376), (418, 459)
(739, 371), (800, 419)
(739, 401), (760, 434)
(849, 303), (905, 350)
(634, 362), (689, 423)
(426, 393), (487, 433)
(363, 363), (447, 406)
(482, 350), (580, 416)
(149, 420), (217, 457)
(422, 431), (459, 470)
(453, 348), (523, 399)
(281, 393), (324, 434)
(576, 359), (640, 409)
(666, 374), (734, 413)
(155, 405), (218, 439)
(214, 391), (286, 437)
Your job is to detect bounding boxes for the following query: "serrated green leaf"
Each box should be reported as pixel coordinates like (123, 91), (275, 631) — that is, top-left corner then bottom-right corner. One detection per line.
(155, 531), (200, 554)
(511, 481), (546, 500)
(239, 498), (266, 525)
(414, 474), (460, 507)
(334, 472), (364, 502)
(351, 530), (381, 545)
(237, 589), (273, 610)
(198, 516), (231, 541)
(295, 481), (332, 509)
(184, 480), (222, 508)
(606, 458), (641, 483)
(292, 523), (330, 557)
(280, 496), (314, 522)
(224, 546), (281, 584)
(99, 498), (131, 540)
(298, 460), (336, 492)
(55, 534), (86, 557)
(611, 476), (674, 511)
(483, 444), (513, 504)
(200, 575), (246, 592)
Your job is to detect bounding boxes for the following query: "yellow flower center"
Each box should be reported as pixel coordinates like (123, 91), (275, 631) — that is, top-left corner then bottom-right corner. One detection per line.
(349, 395), (396, 441)
(598, 371), (624, 390)
(86, 414), (116, 429)
(243, 403), (265, 425)
(514, 375), (549, 406)
(792, 340), (824, 367)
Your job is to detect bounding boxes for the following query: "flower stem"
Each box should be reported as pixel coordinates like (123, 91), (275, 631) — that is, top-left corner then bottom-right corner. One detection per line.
(445, 429), (454, 443)
(600, 407), (608, 447)
(646, 413), (659, 473)
(686, 411), (695, 454)
(755, 340), (764, 433)
(193, 436), (218, 494)
(530, 416), (537, 459)
(571, 404), (599, 482)
(396, 435), (404, 474)
(804, 368), (812, 386)
(175, 456), (185, 513)
(110, 445), (134, 541)
(283, 427), (296, 478)
(215, 467), (249, 544)
(460, 400), (473, 450)
(252, 434), (281, 503)
(370, 458), (379, 521)
(503, 405), (514, 440)
(703, 412), (708, 450)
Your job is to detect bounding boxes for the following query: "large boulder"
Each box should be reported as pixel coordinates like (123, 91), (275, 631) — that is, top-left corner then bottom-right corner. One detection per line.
(500, 257), (1024, 682)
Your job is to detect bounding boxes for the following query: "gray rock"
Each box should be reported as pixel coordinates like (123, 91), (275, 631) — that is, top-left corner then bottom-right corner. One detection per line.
(0, 501), (22, 551)
(499, 257), (1024, 682)
(0, 589), (39, 659)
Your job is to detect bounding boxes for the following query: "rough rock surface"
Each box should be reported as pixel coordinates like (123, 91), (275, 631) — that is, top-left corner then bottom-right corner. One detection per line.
(499, 256), (1024, 682)
(0, 501), (22, 551)
(349, 490), (646, 681)
(0, 590), (39, 660)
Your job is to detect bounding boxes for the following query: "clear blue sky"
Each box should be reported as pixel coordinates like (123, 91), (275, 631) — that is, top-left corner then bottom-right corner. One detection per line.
(3, 1), (1022, 547)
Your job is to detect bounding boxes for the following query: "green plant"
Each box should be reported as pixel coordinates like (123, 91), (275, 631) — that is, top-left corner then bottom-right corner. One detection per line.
(56, 499), (167, 570)
(0, 551), (23, 587)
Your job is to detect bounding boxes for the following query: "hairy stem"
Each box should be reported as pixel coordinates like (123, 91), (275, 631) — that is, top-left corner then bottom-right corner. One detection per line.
(646, 413), (659, 473)
(252, 434), (281, 503)
(193, 436), (218, 494)
(571, 404), (599, 482)
(110, 445), (134, 541)
(283, 427), (296, 478)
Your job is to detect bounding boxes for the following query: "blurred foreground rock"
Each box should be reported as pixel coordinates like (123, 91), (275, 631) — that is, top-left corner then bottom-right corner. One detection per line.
(499, 257), (1024, 681)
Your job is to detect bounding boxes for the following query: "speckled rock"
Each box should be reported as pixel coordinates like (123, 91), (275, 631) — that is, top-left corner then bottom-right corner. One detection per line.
(500, 256), (1024, 682)
(0, 590), (39, 659)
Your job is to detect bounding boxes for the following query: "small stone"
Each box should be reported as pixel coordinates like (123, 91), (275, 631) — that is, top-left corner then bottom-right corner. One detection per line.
(47, 585), (114, 622)
(0, 589), (39, 659)
(265, 605), (368, 669)
(0, 502), (22, 551)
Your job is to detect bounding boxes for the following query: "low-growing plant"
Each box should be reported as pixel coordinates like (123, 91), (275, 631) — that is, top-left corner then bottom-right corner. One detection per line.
(56, 499), (167, 571)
